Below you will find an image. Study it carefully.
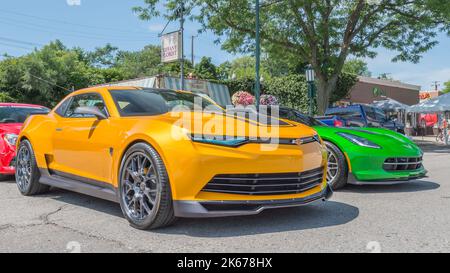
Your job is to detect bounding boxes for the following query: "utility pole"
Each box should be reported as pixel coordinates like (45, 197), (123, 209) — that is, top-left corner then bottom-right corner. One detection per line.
(191, 35), (196, 67)
(432, 81), (440, 91)
(254, 0), (261, 109)
(179, 2), (185, 90)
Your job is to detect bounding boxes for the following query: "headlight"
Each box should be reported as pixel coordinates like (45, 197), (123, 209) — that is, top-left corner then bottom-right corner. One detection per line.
(4, 133), (18, 146)
(337, 132), (381, 149)
(190, 134), (248, 147)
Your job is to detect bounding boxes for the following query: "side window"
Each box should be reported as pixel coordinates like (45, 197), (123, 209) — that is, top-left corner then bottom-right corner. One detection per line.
(375, 109), (387, 122)
(64, 93), (108, 118)
(55, 97), (72, 116)
(363, 106), (376, 122)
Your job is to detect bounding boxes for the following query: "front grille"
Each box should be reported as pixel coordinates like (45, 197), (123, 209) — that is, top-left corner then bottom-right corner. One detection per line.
(202, 167), (324, 195)
(383, 157), (422, 171)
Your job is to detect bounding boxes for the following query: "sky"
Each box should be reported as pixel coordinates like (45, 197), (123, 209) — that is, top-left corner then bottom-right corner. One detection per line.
(0, 0), (448, 91)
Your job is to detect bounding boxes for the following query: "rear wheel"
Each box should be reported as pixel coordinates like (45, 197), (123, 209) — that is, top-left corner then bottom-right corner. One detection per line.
(15, 140), (49, 195)
(324, 141), (348, 190)
(118, 142), (176, 230)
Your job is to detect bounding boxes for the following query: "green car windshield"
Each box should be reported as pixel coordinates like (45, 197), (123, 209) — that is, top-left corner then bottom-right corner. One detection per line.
(279, 108), (327, 127)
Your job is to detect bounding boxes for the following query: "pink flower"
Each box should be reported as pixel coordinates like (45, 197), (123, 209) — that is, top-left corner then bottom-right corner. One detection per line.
(232, 91), (255, 106)
(260, 94), (279, 105)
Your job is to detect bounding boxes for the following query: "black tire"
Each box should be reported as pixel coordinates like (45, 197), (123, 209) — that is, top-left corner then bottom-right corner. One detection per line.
(324, 141), (348, 190)
(15, 139), (50, 195)
(118, 142), (176, 230)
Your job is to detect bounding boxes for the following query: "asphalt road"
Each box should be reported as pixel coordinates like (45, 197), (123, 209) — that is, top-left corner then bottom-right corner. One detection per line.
(1, 140), (449, 253)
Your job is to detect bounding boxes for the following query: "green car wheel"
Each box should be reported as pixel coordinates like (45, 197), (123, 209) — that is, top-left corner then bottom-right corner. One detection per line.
(324, 141), (348, 190)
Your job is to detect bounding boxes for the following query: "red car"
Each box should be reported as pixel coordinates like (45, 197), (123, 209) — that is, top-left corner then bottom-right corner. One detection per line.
(0, 103), (49, 178)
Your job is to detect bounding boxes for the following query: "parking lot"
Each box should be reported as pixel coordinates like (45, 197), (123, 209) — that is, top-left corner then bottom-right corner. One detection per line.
(1, 139), (449, 253)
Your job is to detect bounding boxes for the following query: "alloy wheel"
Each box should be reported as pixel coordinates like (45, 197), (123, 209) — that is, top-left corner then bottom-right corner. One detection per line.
(16, 145), (32, 192)
(121, 152), (160, 221)
(325, 146), (339, 185)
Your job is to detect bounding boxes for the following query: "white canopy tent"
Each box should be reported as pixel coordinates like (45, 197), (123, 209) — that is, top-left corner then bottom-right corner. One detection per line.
(372, 98), (410, 111)
(408, 92), (450, 113)
(408, 92), (450, 144)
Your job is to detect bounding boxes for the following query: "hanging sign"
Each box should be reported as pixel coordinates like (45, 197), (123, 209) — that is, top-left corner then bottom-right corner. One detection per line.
(161, 31), (181, 63)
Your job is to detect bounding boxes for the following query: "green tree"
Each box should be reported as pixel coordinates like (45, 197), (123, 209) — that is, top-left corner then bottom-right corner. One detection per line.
(0, 92), (17, 103)
(218, 56), (273, 81)
(86, 44), (119, 67)
(217, 61), (232, 80)
(343, 59), (371, 77)
(134, 0), (449, 114)
(114, 45), (194, 78)
(114, 45), (163, 78)
(194, 56), (218, 79)
(442, 80), (450, 94)
(0, 40), (122, 107)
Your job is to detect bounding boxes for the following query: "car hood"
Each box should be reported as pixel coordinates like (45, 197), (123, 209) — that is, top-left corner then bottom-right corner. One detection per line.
(0, 123), (22, 135)
(313, 126), (421, 153)
(158, 111), (319, 139)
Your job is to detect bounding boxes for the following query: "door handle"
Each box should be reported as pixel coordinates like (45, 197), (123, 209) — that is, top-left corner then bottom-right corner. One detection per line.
(56, 128), (63, 132)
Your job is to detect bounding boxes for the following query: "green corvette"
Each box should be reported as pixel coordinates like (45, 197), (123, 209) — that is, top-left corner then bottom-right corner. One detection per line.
(278, 107), (427, 189)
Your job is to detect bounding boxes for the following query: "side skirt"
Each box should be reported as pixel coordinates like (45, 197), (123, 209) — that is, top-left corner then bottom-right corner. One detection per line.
(39, 168), (119, 203)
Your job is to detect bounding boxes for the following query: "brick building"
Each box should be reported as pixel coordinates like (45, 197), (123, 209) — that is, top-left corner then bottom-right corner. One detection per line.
(339, 76), (421, 106)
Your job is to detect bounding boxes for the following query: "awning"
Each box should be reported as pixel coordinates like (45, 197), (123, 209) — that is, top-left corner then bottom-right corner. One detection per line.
(408, 93), (450, 113)
(371, 98), (409, 111)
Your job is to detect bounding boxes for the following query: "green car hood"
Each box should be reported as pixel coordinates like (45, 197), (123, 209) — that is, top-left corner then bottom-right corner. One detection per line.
(312, 126), (422, 155)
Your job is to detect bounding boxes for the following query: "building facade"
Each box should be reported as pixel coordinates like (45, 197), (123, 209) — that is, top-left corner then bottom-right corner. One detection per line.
(340, 76), (421, 106)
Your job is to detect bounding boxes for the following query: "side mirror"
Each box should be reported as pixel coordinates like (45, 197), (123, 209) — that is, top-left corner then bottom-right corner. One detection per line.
(74, 106), (107, 120)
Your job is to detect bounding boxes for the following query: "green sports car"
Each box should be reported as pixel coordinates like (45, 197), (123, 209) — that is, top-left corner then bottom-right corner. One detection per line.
(278, 107), (427, 190)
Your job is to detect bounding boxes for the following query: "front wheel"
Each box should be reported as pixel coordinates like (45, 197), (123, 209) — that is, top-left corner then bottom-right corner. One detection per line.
(324, 141), (348, 190)
(118, 142), (176, 230)
(15, 140), (49, 195)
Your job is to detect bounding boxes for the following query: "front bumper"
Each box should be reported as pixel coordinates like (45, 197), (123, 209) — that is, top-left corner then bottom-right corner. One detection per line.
(346, 148), (427, 184)
(173, 184), (333, 218)
(0, 154), (16, 175)
(347, 171), (428, 185)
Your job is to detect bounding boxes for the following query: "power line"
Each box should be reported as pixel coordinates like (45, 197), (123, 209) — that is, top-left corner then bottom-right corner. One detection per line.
(0, 42), (33, 51)
(28, 74), (73, 92)
(0, 9), (151, 35)
(0, 36), (43, 47)
(0, 18), (152, 42)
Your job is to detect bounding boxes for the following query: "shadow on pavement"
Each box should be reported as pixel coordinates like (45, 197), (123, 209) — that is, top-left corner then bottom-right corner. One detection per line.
(34, 188), (359, 237)
(415, 140), (450, 154)
(157, 201), (359, 237)
(341, 180), (440, 194)
(0, 175), (15, 183)
(44, 188), (124, 218)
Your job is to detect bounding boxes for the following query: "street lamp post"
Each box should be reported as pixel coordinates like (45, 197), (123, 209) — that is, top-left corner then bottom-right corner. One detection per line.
(255, 0), (261, 109)
(305, 64), (315, 115)
(178, 2), (185, 90)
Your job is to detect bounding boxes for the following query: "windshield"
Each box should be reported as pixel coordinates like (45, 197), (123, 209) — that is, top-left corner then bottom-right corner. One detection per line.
(110, 89), (223, 116)
(0, 106), (49, 123)
(278, 108), (325, 126)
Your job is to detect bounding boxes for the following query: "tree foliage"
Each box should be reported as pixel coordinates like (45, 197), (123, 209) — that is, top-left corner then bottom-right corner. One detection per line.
(218, 72), (358, 112)
(442, 80), (450, 94)
(134, 0), (449, 113)
(343, 59), (371, 77)
(194, 57), (218, 79)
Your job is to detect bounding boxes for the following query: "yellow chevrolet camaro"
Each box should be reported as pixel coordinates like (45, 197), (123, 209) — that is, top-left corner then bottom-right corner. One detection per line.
(15, 87), (332, 229)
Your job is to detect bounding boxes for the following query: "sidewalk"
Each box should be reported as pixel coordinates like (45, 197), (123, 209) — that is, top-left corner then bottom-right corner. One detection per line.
(411, 136), (450, 153)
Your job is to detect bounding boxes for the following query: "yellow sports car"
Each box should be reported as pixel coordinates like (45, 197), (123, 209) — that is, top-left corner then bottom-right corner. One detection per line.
(16, 87), (332, 229)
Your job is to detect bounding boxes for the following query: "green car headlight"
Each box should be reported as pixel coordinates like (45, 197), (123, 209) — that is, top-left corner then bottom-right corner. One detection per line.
(337, 132), (381, 149)
(190, 134), (248, 147)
